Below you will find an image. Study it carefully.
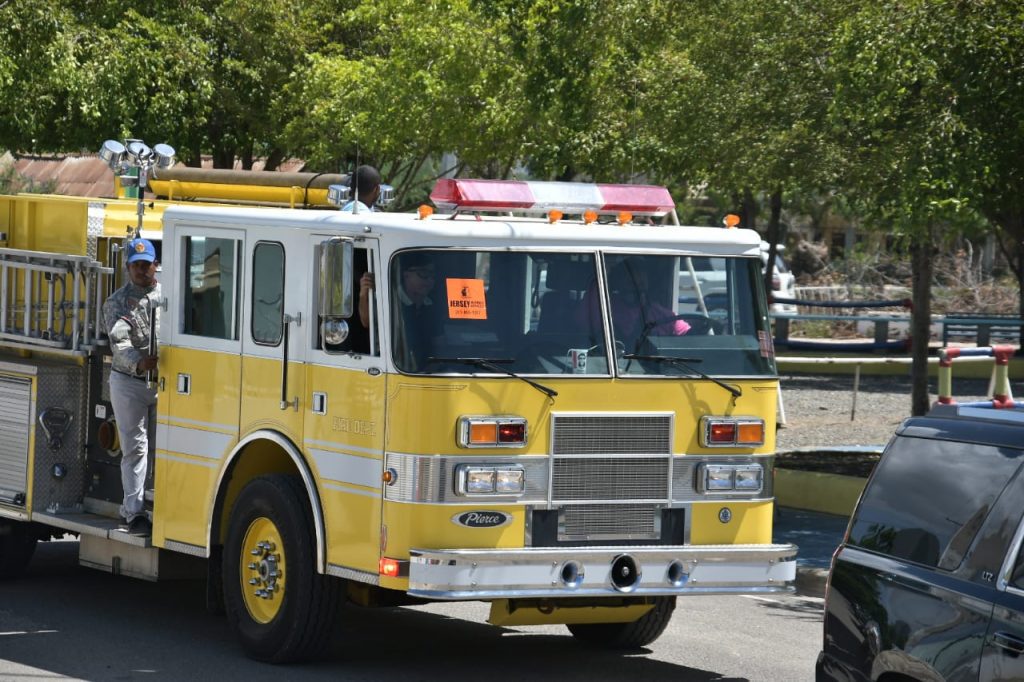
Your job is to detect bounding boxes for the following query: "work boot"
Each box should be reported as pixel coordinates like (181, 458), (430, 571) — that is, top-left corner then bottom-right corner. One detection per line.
(127, 516), (152, 536)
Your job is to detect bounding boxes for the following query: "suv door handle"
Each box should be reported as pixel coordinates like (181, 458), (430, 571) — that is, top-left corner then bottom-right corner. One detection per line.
(992, 631), (1024, 655)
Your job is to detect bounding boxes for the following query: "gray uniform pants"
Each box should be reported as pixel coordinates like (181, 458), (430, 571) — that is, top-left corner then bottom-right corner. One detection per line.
(109, 371), (157, 523)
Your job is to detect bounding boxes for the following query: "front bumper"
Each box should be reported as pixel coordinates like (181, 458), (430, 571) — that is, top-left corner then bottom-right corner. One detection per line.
(408, 543), (797, 600)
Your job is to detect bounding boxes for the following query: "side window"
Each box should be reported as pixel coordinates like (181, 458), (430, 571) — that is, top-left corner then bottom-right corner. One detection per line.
(319, 246), (376, 356)
(183, 236), (239, 340)
(1011, 543), (1024, 590)
(849, 435), (1023, 570)
(251, 242), (284, 346)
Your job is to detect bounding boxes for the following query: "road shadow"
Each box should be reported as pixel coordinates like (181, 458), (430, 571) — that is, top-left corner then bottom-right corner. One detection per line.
(0, 540), (753, 682)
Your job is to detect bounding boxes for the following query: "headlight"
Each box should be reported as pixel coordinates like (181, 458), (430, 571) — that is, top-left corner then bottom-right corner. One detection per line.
(698, 462), (764, 494)
(455, 465), (526, 496)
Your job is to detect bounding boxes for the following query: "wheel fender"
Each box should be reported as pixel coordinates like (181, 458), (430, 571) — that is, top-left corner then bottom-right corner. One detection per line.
(210, 429), (326, 573)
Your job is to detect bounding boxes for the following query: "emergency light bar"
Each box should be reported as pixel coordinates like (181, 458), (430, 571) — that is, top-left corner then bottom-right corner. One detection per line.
(430, 178), (676, 218)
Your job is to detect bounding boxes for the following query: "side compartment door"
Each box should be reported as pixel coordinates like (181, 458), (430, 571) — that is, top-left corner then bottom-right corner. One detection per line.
(240, 234), (307, 444)
(156, 226), (244, 548)
(304, 236), (386, 577)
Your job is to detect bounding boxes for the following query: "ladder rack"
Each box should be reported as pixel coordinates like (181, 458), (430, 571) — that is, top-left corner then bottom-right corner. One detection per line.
(0, 247), (114, 356)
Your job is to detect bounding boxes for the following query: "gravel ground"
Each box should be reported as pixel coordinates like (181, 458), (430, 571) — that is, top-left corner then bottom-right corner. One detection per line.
(775, 373), (999, 451)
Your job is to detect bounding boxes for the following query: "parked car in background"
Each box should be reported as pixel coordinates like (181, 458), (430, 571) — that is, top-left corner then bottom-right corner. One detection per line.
(816, 404), (1024, 681)
(760, 242), (796, 313)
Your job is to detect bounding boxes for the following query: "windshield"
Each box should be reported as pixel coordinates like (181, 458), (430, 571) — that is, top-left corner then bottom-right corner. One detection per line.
(607, 253), (775, 376)
(390, 250), (607, 374)
(389, 249), (775, 377)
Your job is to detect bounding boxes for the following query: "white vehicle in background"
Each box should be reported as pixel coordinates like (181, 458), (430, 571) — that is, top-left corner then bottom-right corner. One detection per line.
(677, 242), (796, 316)
(761, 242), (796, 313)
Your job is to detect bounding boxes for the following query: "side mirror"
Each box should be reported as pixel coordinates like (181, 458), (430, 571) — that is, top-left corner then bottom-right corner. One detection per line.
(319, 238), (354, 320)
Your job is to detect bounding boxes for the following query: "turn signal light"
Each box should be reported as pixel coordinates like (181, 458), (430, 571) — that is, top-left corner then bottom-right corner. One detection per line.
(700, 417), (765, 448)
(379, 557), (406, 577)
(459, 416), (528, 448)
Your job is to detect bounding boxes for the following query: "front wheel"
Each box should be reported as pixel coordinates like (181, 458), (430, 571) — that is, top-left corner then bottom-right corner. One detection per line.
(0, 519), (38, 579)
(223, 475), (340, 662)
(566, 597), (676, 649)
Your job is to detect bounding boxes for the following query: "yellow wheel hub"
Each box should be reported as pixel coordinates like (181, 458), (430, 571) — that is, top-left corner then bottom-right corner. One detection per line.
(240, 517), (286, 624)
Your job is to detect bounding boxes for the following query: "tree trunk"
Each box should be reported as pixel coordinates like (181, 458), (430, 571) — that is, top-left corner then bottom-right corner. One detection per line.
(909, 224), (935, 416)
(741, 188), (758, 231)
(764, 188), (783, 295)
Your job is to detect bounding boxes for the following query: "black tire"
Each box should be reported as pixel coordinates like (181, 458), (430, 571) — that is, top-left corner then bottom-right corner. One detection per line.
(0, 519), (38, 579)
(222, 475), (340, 662)
(566, 597), (676, 649)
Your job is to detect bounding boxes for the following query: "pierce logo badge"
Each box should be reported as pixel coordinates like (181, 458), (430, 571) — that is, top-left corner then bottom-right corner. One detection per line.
(452, 510), (512, 528)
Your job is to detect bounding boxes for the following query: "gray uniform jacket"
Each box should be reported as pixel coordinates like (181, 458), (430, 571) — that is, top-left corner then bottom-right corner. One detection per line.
(102, 282), (162, 377)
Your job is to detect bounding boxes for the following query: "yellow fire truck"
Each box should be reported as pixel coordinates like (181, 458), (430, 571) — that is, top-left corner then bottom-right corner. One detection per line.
(0, 162), (796, 661)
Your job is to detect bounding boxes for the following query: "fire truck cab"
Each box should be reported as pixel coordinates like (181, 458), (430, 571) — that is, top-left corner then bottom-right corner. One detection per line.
(0, 172), (796, 661)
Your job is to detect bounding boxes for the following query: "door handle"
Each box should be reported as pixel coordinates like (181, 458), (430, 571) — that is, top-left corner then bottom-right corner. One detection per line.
(280, 313), (300, 411)
(992, 631), (1024, 656)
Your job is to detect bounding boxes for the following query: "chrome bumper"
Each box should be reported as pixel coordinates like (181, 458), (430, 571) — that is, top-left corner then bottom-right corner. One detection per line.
(408, 543), (798, 600)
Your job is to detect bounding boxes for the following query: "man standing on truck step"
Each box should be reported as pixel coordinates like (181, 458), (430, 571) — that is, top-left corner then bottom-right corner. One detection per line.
(102, 238), (160, 536)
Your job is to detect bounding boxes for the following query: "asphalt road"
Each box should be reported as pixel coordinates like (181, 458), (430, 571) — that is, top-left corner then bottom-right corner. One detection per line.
(1, 538), (824, 682)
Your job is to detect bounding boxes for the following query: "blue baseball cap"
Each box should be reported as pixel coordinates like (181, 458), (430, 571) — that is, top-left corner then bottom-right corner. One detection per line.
(126, 238), (156, 264)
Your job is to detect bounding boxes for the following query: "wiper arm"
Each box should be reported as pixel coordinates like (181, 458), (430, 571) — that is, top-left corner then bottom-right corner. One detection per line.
(427, 357), (558, 400)
(621, 353), (742, 399)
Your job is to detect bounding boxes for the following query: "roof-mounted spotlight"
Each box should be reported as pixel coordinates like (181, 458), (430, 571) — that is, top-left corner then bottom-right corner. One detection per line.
(98, 136), (176, 235)
(326, 183), (396, 210)
(153, 143), (176, 170)
(99, 140), (127, 172)
(326, 184), (350, 208)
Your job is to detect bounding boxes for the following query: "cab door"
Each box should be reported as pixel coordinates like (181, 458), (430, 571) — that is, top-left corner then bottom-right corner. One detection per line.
(303, 235), (387, 577)
(240, 232), (307, 443)
(155, 226), (244, 547)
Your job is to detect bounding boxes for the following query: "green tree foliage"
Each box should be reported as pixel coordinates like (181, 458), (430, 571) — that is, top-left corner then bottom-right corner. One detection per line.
(0, 0), (346, 167)
(283, 0), (528, 204)
(828, 0), (1024, 412)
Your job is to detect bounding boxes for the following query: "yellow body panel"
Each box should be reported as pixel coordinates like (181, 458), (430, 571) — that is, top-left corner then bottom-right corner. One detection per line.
(382, 503), (526, 557)
(305, 362), (387, 575)
(154, 346), (241, 547)
(240, 356), (303, 446)
(489, 600), (654, 626)
(386, 377), (777, 457)
(689, 500), (774, 545)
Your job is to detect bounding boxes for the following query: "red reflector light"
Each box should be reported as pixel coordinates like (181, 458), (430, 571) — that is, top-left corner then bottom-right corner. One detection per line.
(379, 557), (401, 578)
(709, 423), (736, 443)
(497, 423), (526, 443)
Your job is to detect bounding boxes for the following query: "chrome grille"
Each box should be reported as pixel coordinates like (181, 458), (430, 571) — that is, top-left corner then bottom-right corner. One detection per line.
(552, 457), (668, 501)
(559, 504), (660, 541)
(551, 414), (672, 455)
(549, 414), (673, 541)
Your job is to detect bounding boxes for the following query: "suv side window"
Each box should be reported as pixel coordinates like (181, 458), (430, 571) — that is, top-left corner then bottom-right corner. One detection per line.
(848, 435), (1024, 570)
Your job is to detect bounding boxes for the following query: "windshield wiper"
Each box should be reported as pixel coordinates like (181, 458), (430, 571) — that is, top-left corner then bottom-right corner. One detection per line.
(427, 357), (558, 400)
(621, 353), (742, 399)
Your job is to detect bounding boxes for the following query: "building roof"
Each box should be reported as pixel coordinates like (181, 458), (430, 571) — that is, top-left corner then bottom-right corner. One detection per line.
(1, 151), (308, 199)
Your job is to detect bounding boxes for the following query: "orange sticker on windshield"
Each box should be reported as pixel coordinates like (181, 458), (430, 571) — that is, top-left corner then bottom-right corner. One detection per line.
(446, 278), (487, 319)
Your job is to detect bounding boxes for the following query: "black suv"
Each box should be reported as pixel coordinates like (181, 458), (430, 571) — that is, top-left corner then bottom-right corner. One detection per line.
(817, 404), (1024, 681)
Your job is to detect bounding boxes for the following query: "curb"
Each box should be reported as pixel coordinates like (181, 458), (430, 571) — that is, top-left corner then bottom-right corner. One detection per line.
(795, 567), (830, 597)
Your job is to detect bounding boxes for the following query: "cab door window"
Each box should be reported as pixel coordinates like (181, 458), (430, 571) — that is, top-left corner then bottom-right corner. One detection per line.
(251, 242), (285, 346)
(183, 235), (239, 340)
(318, 245), (377, 356)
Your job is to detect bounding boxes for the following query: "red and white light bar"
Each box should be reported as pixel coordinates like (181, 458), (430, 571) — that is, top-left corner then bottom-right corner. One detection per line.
(430, 178), (676, 217)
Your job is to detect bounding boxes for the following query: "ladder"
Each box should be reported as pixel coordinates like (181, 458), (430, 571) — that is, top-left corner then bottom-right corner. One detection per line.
(0, 247), (114, 355)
